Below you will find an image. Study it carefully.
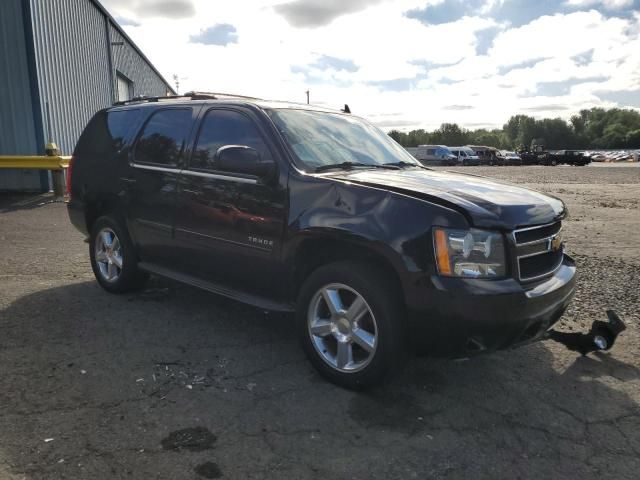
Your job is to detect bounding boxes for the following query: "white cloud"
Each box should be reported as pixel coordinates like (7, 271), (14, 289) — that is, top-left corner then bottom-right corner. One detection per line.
(565, 0), (633, 10)
(100, 0), (640, 131)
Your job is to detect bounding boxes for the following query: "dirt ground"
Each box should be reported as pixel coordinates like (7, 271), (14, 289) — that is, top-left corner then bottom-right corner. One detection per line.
(0, 165), (638, 479)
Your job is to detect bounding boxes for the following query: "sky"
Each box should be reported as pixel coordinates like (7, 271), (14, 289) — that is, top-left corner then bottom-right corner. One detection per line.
(101, 0), (640, 131)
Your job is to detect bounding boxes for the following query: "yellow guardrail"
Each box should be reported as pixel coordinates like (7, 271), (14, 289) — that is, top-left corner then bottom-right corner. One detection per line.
(0, 155), (71, 170)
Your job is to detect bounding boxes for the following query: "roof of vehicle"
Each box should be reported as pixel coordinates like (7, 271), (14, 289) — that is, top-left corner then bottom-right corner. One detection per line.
(468, 145), (498, 151)
(110, 91), (348, 115)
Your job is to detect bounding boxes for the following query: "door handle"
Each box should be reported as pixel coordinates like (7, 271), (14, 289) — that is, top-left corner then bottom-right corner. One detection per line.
(120, 177), (137, 184)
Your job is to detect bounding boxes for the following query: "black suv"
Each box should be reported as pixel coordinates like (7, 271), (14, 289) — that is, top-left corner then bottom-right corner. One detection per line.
(67, 93), (576, 389)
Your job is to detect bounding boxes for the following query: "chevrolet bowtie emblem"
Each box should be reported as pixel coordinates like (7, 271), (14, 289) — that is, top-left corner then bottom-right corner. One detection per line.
(551, 233), (563, 252)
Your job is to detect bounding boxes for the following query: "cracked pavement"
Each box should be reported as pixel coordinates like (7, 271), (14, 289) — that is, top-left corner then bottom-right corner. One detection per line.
(0, 165), (639, 479)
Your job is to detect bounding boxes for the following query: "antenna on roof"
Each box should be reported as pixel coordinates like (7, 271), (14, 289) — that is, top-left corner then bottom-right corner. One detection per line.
(341, 104), (351, 114)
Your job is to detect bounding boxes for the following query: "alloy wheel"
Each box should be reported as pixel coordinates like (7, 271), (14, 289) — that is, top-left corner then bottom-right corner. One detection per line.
(307, 283), (378, 372)
(95, 228), (123, 282)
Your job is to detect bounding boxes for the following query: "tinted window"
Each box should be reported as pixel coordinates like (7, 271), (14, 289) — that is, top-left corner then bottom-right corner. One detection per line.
(426, 149), (435, 155)
(134, 109), (192, 166)
(75, 109), (140, 156)
(107, 110), (140, 150)
(191, 110), (272, 170)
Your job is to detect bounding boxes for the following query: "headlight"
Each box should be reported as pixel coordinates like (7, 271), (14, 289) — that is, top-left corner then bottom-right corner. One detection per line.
(433, 227), (506, 278)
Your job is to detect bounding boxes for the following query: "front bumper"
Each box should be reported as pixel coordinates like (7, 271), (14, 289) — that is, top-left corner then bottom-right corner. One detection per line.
(407, 255), (577, 357)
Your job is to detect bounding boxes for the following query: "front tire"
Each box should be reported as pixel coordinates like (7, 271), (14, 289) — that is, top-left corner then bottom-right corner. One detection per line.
(296, 261), (406, 390)
(89, 216), (147, 293)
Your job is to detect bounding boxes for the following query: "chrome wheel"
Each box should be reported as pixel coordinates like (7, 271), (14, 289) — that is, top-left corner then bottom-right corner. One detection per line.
(95, 228), (123, 283)
(307, 283), (378, 373)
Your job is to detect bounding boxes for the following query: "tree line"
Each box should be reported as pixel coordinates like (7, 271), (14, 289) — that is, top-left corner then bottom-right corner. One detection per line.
(388, 107), (640, 150)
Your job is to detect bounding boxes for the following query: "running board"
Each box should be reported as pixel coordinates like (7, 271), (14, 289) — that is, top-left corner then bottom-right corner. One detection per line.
(138, 262), (295, 313)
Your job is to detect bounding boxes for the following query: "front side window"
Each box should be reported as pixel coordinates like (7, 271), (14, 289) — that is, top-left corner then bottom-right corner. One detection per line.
(134, 109), (192, 166)
(191, 109), (272, 171)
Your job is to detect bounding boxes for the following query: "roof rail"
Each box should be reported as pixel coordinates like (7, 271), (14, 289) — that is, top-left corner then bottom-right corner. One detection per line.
(184, 91), (263, 100)
(112, 91), (262, 106)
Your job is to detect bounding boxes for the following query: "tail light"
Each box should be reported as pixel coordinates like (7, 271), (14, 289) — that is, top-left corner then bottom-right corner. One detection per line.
(66, 155), (75, 198)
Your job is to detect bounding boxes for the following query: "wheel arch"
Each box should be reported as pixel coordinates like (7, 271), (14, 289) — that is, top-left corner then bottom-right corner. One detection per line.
(84, 194), (127, 235)
(286, 232), (406, 306)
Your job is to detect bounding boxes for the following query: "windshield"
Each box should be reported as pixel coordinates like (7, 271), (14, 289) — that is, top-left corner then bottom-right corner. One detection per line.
(267, 108), (420, 171)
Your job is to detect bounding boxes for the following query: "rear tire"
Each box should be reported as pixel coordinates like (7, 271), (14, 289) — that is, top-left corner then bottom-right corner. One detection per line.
(296, 261), (407, 390)
(89, 216), (148, 293)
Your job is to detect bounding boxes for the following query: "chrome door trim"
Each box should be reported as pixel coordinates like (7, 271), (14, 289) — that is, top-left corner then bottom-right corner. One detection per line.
(180, 169), (258, 184)
(131, 163), (179, 174)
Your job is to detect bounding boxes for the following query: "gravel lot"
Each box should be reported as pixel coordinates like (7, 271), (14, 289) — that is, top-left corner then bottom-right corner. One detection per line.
(1, 165), (638, 479)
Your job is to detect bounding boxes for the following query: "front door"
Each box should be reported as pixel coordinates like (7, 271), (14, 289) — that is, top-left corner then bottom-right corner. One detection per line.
(174, 108), (287, 297)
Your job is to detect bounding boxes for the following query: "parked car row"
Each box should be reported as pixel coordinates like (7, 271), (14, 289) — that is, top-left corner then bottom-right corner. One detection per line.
(407, 145), (523, 166)
(406, 144), (596, 167)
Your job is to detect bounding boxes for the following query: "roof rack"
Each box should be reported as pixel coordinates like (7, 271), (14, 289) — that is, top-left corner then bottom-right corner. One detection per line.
(112, 91), (262, 106)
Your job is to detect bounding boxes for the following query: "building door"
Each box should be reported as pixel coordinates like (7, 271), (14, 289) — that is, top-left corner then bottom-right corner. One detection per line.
(116, 72), (133, 101)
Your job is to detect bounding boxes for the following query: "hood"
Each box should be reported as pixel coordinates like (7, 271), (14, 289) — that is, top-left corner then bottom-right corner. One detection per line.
(326, 168), (566, 230)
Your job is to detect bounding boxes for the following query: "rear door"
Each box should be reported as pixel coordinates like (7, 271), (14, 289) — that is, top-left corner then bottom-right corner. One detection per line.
(173, 107), (287, 296)
(125, 107), (198, 266)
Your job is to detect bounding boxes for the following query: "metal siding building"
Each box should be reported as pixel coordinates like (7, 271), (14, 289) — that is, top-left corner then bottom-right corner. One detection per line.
(0, 0), (174, 191)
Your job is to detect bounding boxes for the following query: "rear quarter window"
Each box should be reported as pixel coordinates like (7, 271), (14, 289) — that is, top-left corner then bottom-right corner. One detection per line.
(74, 109), (141, 156)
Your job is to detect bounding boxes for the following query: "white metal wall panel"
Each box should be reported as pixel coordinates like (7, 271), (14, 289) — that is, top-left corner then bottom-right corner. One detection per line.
(30, 0), (113, 155)
(0, 0), (43, 190)
(29, 0), (173, 156)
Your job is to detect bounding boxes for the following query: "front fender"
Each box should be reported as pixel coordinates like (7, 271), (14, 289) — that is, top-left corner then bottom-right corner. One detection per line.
(282, 173), (469, 299)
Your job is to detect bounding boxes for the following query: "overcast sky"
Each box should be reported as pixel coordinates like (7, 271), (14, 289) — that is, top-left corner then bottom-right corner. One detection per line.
(101, 0), (640, 131)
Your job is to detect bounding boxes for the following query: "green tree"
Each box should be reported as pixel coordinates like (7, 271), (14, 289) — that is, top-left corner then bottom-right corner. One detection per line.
(388, 107), (640, 150)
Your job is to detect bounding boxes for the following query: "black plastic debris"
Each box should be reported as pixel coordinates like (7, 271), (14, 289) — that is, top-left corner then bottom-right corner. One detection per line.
(547, 310), (627, 355)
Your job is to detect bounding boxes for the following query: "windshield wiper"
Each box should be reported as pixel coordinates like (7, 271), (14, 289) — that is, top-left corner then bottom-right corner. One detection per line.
(382, 161), (422, 169)
(314, 162), (398, 172)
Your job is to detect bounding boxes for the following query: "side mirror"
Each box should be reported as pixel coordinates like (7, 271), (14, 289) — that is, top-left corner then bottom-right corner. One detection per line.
(215, 145), (275, 179)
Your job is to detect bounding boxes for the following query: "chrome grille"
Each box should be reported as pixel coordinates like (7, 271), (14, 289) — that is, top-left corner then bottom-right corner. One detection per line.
(513, 221), (564, 281)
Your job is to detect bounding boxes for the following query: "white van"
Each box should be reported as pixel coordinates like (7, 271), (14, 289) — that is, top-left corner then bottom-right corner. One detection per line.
(449, 146), (481, 166)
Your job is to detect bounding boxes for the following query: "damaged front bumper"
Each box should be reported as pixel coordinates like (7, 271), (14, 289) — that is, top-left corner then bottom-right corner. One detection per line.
(407, 255), (577, 357)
